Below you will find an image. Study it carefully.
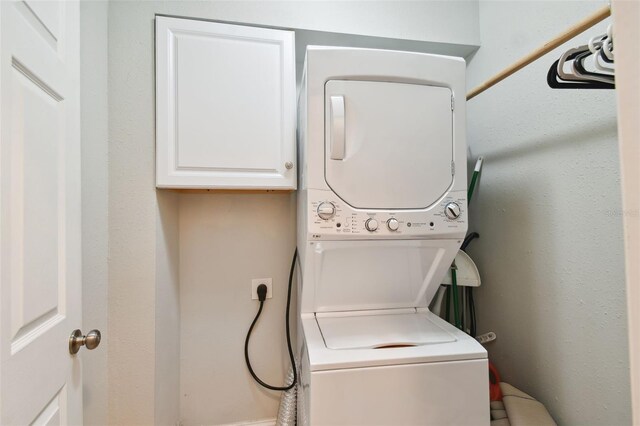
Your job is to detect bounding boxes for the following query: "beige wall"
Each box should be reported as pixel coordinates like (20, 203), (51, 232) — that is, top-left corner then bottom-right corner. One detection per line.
(466, 1), (631, 424)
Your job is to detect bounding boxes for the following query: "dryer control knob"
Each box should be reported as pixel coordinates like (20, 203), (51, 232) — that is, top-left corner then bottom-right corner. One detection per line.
(387, 218), (400, 231)
(317, 202), (336, 220)
(444, 202), (462, 220)
(365, 218), (379, 232)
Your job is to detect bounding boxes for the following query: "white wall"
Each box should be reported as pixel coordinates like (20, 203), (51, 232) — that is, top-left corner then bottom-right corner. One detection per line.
(466, 1), (631, 424)
(159, 0), (479, 47)
(107, 1), (481, 424)
(80, 1), (109, 424)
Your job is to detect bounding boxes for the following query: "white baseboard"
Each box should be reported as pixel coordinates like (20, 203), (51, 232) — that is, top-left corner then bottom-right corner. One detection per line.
(216, 419), (276, 426)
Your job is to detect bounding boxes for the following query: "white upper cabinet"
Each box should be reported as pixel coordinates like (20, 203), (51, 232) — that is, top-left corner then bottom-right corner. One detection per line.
(155, 17), (296, 189)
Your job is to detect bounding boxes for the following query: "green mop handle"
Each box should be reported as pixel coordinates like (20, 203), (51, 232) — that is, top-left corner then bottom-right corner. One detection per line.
(468, 156), (484, 203)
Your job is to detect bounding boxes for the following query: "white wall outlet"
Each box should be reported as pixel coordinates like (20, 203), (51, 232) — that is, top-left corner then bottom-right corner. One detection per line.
(476, 332), (497, 345)
(251, 278), (273, 300)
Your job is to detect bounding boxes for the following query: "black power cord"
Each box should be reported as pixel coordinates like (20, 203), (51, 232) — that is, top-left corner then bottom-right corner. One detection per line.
(468, 286), (477, 337)
(244, 249), (298, 391)
(461, 232), (479, 337)
(461, 232), (479, 252)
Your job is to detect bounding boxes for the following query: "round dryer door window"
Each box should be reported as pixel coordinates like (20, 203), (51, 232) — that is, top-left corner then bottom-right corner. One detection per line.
(324, 80), (454, 210)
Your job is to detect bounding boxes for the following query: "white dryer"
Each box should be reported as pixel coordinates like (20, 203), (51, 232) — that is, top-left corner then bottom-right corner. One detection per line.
(296, 47), (489, 425)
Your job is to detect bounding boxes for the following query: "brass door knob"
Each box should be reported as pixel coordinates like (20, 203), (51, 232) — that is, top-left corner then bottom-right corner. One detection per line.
(69, 329), (101, 355)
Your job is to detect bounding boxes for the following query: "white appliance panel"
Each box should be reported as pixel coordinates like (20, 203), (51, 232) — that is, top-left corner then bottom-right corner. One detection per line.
(301, 310), (487, 371)
(306, 188), (467, 240)
(325, 80), (453, 210)
(310, 239), (459, 312)
(297, 48), (485, 426)
(317, 311), (456, 349)
(308, 359), (490, 425)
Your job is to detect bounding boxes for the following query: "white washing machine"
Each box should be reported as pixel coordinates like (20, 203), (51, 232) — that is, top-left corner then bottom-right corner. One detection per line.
(296, 47), (489, 425)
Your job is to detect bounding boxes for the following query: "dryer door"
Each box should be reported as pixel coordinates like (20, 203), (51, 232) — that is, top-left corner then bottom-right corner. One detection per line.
(325, 80), (453, 210)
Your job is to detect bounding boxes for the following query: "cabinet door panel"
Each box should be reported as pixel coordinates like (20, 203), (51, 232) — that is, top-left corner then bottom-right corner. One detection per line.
(156, 17), (296, 189)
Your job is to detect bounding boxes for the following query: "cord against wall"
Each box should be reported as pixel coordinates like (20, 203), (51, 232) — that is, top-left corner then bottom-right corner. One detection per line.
(244, 249), (298, 391)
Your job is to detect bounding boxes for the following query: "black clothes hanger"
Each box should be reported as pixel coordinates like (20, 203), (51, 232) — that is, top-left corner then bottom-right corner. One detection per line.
(600, 47), (614, 64)
(574, 50), (615, 84)
(547, 58), (615, 89)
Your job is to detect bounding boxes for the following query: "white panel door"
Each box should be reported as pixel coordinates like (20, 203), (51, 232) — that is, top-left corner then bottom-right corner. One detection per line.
(324, 80), (453, 210)
(0, 1), (82, 424)
(156, 16), (297, 190)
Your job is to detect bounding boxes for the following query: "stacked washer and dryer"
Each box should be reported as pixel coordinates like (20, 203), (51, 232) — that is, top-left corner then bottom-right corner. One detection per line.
(296, 47), (489, 425)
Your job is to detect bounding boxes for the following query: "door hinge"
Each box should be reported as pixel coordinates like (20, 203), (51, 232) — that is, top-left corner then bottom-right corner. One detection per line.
(451, 95), (455, 111)
(451, 161), (455, 175)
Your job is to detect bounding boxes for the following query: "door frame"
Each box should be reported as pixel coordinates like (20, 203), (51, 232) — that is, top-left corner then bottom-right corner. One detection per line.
(612, 0), (640, 424)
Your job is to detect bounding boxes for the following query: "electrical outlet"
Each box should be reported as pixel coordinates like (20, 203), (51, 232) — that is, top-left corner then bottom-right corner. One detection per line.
(476, 332), (497, 345)
(251, 278), (273, 300)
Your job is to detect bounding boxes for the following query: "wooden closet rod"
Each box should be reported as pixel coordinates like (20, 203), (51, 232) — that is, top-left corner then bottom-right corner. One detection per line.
(466, 4), (611, 100)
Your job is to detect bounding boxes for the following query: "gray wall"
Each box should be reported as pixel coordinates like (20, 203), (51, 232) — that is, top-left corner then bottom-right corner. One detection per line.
(466, 1), (631, 424)
(106, 1), (481, 424)
(108, 1), (161, 423)
(178, 193), (297, 425)
(80, 2), (109, 425)
(105, 1), (632, 424)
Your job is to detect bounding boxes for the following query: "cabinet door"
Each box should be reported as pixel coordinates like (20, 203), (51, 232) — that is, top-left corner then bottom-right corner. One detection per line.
(156, 17), (296, 189)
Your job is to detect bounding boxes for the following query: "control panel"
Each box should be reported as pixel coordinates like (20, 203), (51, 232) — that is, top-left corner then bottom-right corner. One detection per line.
(307, 189), (466, 239)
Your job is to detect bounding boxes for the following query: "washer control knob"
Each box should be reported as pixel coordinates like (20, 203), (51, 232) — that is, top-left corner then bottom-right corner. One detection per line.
(317, 202), (336, 220)
(387, 218), (400, 231)
(365, 218), (379, 232)
(444, 202), (462, 220)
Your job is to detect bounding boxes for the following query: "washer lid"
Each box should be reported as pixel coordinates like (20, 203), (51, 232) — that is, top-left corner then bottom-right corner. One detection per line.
(316, 311), (456, 350)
